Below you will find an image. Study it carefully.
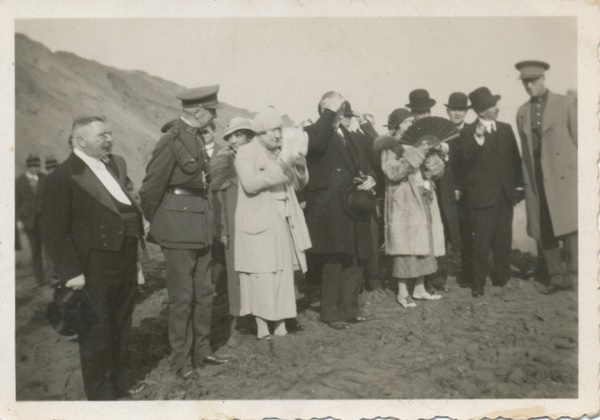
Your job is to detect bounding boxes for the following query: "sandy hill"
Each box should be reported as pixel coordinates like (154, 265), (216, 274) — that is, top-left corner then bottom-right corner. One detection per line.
(15, 33), (263, 186)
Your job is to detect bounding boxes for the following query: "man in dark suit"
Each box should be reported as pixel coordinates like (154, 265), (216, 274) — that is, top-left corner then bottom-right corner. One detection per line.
(304, 92), (377, 330)
(456, 87), (524, 297)
(41, 116), (146, 400)
(140, 86), (229, 381)
(16, 154), (45, 286)
(435, 92), (471, 290)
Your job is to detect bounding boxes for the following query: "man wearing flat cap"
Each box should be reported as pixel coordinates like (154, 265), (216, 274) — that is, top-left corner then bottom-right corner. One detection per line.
(16, 154), (46, 286)
(140, 85), (229, 380)
(456, 87), (523, 297)
(515, 60), (577, 295)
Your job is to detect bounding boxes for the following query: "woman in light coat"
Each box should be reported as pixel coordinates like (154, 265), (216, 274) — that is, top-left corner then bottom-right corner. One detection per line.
(209, 117), (255, 344)
(234, 108), (311, 339)
(373, 111), (446, 308)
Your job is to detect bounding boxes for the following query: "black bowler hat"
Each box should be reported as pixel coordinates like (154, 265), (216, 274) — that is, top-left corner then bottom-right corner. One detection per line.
(515, 60), (550, 80)
(343, 185), (377, 221)
(47, 285), (83, 336)
(445, 92), (469, 109)
(468, 87), (501, 113)
(26, 154), (41, 167)
(45, 156), (58, 170)
(342, 101), (356, 117)
(406, 89), (436, 111)
(176, 85), (220, 109)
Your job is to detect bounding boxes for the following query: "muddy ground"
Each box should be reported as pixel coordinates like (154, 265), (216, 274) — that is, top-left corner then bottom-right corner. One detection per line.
(15, 230), (577, 401)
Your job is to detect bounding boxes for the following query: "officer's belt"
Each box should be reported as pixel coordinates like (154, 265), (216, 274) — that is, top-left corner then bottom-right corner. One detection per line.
(167, 186), (208, 197)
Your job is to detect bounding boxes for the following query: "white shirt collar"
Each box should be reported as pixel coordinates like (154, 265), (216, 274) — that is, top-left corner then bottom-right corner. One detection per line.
(25, 172), (38, 181)
(479, 118), (496, 132)
(74, 147), (105, 170)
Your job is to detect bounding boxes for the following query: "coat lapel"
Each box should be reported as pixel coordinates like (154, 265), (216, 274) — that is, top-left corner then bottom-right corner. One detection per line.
(70, 153), (120, 215)
(332, 130), (358, 174)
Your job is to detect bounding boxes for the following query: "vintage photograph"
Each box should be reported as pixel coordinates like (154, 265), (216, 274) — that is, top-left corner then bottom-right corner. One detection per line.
(4, 2), (600, 419)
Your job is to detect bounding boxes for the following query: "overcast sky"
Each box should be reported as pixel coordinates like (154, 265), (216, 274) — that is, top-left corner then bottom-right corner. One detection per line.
(16, 17), (576, 131)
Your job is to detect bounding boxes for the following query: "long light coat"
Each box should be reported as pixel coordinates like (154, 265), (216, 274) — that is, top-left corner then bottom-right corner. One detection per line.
(234, 139), (311, 274)
(379, 141), (445, 257)
(516, 91), (577, 240)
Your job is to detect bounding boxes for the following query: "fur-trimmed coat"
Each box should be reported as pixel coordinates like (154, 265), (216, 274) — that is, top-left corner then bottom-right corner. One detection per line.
(374, 135), (446, 257)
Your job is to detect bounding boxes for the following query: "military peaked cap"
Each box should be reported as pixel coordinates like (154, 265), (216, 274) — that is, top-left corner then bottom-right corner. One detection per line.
(515, 60), (550, 80)
(176, 85), (220, 109)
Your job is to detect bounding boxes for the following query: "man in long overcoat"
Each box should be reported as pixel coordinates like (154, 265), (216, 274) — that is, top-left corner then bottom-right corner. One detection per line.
(303, 92), (376, 330)
(515, 61), (577, 294)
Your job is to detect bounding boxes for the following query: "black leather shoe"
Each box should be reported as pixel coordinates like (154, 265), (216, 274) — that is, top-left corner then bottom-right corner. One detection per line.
(349, 314), (375, 323)
(129, 382), (147, 395)
(471, 289), (484, 297)
(203, 354), (231, 365)
(176, 367), (199, 380)
(325, 321), (350, 330)
(540, 284), (567, 295)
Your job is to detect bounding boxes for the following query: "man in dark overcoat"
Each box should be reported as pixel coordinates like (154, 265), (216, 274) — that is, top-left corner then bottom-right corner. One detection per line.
(456, 87), (524, 297)
(139, 85), (229, 380)
(41, 116), (145, 400)
(304, 91), (376, 330)
(515, 61), (578, 294)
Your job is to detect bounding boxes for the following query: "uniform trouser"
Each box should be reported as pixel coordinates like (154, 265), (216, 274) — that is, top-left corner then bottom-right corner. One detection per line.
(162, 246), (212, 373)
(468, 195), (513, 293)
(319, 253), (363, 322)
(24, 227), (44, 285)
(78, 236), (137, 400)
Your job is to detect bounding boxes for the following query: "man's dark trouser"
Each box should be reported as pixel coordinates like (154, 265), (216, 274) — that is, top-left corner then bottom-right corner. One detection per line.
(79, 236), (137, 400)
(457, 198), (473, 286)
(162, 246), (212, 373)
(363, 214), (382, 291)
(468, 195), (513, 293)
(24, 226), (44, 285)
(319, 253), (363, 323)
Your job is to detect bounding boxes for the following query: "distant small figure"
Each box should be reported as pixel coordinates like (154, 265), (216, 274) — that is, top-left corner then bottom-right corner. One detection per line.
(15, 154), (45, 286)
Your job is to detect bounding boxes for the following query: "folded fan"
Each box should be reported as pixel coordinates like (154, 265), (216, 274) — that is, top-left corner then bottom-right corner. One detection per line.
(400, 116), (460, 148)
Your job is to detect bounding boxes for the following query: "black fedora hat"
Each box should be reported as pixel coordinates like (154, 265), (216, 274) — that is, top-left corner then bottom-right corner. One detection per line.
(468, 87), (501, 113)
(444, 92), (469, 109)
(342, 101), (357, 118)
(343, 185), (377, 221)
(406, 89), (436, 111)
(47, 284), (82, 336)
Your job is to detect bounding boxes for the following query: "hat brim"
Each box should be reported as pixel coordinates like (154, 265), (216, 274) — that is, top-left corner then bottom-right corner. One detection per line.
(444, 103), (470, 110)
(406, 99), (436, 111)
(473, 95), (502, 112)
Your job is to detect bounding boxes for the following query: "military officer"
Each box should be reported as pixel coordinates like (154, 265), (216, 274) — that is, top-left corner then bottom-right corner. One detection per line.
(140, 85), (229, 380)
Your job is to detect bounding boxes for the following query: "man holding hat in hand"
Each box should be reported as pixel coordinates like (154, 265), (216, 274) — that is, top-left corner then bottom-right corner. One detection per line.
(304, 91), (377, 330)
(140, 85), (230, 380)
(515, 61), (577, 294)
(456, 87), (523, 297)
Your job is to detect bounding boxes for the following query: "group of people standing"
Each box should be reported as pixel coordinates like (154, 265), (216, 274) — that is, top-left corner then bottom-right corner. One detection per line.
(29, 59), (577, 400)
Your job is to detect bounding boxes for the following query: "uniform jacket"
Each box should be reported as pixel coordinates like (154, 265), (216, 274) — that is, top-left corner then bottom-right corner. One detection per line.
(304, 109), (375, 259)
(16, 172), (46, 231)
(140, 118), (213, 249)
(41, 153), (143, 281)
(456, 119), (523, 209)
(234, 140), (311, 274)
(376, 137), (446, 257)
(516, 91), (577, 239)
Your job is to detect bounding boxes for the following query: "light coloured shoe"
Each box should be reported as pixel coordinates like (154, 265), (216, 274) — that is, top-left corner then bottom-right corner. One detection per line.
(397, 296), (417, 308)
(412, 291), (442, 300)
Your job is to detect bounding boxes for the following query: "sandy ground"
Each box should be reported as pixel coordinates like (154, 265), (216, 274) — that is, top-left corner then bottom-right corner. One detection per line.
(15, 231), (577, 401)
